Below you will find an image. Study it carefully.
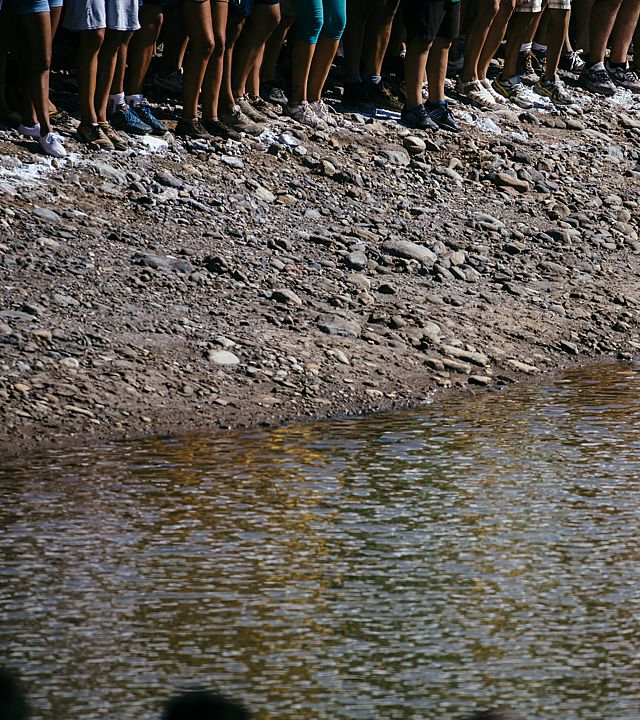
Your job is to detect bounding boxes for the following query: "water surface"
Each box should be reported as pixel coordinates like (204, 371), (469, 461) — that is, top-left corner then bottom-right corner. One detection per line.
(1, 363), (640, 719)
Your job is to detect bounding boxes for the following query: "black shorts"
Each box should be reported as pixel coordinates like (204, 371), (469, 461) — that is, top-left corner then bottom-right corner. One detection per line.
(403, 0), (461, 42)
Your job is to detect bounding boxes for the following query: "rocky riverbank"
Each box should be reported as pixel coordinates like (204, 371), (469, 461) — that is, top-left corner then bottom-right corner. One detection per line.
(1, 77), (640, 457)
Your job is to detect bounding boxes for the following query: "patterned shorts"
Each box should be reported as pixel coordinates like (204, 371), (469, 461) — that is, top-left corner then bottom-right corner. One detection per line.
(516, 0), (571, 11)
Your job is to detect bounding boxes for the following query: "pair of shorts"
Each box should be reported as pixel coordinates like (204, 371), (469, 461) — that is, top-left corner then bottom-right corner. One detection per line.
(403, 0), (461, 43)
(11, 0), (62, 14)
(63, 0), (140, 29)
(515, 0), (571, 11)
(229, 0), (278, 17)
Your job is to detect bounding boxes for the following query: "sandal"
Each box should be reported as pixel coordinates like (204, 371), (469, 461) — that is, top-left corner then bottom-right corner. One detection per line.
(456, 78), (496, 108)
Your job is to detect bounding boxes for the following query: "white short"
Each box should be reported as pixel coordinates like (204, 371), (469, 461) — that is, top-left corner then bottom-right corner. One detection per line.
(63, 0), (140, 30)
(516, 0), (571, 11)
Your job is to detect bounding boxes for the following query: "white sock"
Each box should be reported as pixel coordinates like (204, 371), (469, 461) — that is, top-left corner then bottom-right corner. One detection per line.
(125, 93), (144, 107)
(520, 42), (533, 53)
(108, 92), (125, 114)
(533, 42), (547, 52)
(593, 61), (605, 71)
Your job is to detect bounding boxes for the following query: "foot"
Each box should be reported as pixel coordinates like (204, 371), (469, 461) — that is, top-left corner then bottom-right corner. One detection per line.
(559, 49), (586, 73)
(236, 95), (268, 123)
(247, 94), (281, 118)
(76, 123), (114, 151)
(425, 101), (460, 132)
(480, 78), (507, 104)
(175, 117), (210, 139)
(342, 80), (371, 110)
(581, 63), (617, 96)
(38, 131), (66, 158)
(605, 61), (640, 93)
(152, 69), (184, 99)
(309, 99), (338, 127)
(366, 81), (404, 112)
(218, 106), (263, 136)
(400, 103), (439, 131)
(516, 51), (540, 83)
(131, 101), (168, 135)
(492, 76), (534, 109)
(534, 76), (575, 105)
(202, 117), (242, 141)
(18, 122), (41, 138)
(287, 101), (329, 131)
(456, 78), (496, 108)
(260, 81), (288, 109)
(98, 122), (128, 150)
(109, 105), (152, 135)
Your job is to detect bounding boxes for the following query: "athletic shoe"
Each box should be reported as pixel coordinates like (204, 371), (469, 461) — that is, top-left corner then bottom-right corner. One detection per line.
(480, 78), (507, 104)
(367, 81), (404, 112)
(175, 117), (210, 139)
(516, 51), (540, 82)
(581, 63), (617, 95)
(534, 76), (574, 105)
(98, 122), (128, 150)
(342, 80), (370, 109)
(309, 99), (338, 126)
(400, 103), (439, 131)
(492, 76), (534, 108)
(202, 117), (242, 141)
(288, 101), (329, 131)
(532, 48), (547, 74)
(236, 95), (267, 123)
(38, 131), (66, 158)
(218, 106), (263, 135)
(260, 81), (288, 108)
(248, 94), (281, 117)
(152, 69), (183, 99)
(605, 61), (640, 93)
(456, 77), (496, 108)
(76, 123), (114, 150)
(109, 105), (152, 135)
(425, 101), (460, 132)
(132, 102), (168, 135)
(559, 49), (586, 73)
(18, 122), (41, 138)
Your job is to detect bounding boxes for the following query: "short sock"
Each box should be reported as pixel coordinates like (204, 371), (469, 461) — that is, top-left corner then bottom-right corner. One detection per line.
(125, 93), (144, 107)
(592, 61), (606, 71)
(606, 59), (627, 69)
(108, 92), (125, 114)
(365, 75), (382, 85)
(427, 100), (446, 107)
(520, 42), (533, 53)
(532, 42), (547, 52)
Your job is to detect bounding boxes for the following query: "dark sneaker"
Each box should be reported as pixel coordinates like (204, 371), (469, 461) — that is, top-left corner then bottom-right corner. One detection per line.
(581, 63), (617, 95)
(152, 69), (183, 99)
(132, 102), (168, 135)
(492, 76), (534, 108)
(400, 103), (439, 131)
(202, 117), (242, 141)
(559, 49), (586, 73)
(76, 123), (114, 150)
(516, 51), (540, 82)
(605, 61), (640, 93)
(534, 76), (575, 105)
(260, 81), (288, 108)
(342, 80), (370, 109)
(219, 106), (263, 136)
(367, 81), (404, 112)
(425, 101), (460, 132)
(175, 117), (210, 139)
(98, 122), (127, 150)
(109, 105), (152, 135)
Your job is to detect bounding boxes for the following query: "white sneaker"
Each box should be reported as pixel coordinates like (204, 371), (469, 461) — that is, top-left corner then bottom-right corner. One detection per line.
(38, 131), (67, 158)
(18, 122), (41, 137)
(288, 101), (329, 131)
(480, 78), (508, 104)
(309, 100), (338, 126)
(457, 78), (496, 108)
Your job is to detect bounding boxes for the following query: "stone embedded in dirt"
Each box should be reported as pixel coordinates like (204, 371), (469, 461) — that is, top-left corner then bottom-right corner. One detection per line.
(316, 314), (361, 338)
(560, 340), (579, 355)
(221, 155), (244, 169)
(345, 251), (367, 271)
(132, 252), (193, 274)
(271, 288), (303, 306)
(207, 349), (240, 366)
(469, 375), (492, 386)
(254, 186), (276, 203)
(33, 207), (61, 224)
(381, 240), (437, 265)
(381, 148), (411, 166)
(492, 172), (530, 192)
(442, 345), (490, 367)
(403, 136), (426, 155)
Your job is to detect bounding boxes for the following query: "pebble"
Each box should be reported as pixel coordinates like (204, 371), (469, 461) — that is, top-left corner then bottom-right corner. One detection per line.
(207, 350), (241, 366)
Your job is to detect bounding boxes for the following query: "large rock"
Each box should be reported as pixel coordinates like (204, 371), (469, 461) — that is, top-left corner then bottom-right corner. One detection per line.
(381, 240), (437, 265)
(316, 314), (361, 338)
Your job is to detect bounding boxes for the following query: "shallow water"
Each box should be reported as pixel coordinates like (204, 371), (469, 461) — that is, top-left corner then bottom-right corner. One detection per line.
(2, 363), (640, 720)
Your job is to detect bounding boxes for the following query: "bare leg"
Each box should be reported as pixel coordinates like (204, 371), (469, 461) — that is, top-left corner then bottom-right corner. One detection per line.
(544, 8), (570, 79)
(501, 10), (539, 78)
(609, 0), (640, 63)
(201, 0), (228, 120)
(291, 40), (315, 102)
(342, 0), (368, 77)
(78, 29), (105, 125)
(426, 36), (452, 102)
(181, 0), (215, 119)
(126, 3), (164, 94)
(95, 30), (132, 122)
(308, 35), (340, 101)
(362, 0), (400, 76)
(110, 41), (129, 95)
(19, 11), (53, 134)
(478, 0), (516, 79)
(588, 0), (624, 64)
(218, 15), (245, 114)
(232, 2), (280, 97)
(246, 46), (263, 96)
(575, 0), (595, 53)
(461, 0), (500, 81)
(260, 13), (295, 82)
(405, 36), (431, 106)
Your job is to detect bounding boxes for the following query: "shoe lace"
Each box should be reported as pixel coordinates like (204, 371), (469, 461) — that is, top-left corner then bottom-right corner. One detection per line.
(624, 67), (640, 82)
(523, 53), (534, 74)
(593, 68), (612, 83)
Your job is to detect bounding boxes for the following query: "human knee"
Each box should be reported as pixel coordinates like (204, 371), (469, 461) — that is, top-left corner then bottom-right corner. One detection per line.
(296, 4), (323, 43)
(321, 1), (347, 40)
(81, 28), (105, 51)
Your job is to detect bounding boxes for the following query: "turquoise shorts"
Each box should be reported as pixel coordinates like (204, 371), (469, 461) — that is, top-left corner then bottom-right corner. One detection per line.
(11, 0), (63, 14)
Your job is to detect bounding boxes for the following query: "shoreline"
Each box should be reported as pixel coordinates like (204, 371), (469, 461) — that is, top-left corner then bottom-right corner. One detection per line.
(1, 81), (640, 459)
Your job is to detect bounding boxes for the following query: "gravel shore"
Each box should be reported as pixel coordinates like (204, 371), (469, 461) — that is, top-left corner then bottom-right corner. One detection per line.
(1, 77), (639, 456)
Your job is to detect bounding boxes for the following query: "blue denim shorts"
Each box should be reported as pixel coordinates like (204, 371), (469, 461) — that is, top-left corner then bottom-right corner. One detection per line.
(12, 0), (62, 14)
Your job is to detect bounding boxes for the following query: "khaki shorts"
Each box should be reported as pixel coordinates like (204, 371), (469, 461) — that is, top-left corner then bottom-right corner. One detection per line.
(516, 0), (571, 11)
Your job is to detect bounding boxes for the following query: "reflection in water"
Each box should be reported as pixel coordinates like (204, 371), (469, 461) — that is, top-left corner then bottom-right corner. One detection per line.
(1, 363), (640, 720)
